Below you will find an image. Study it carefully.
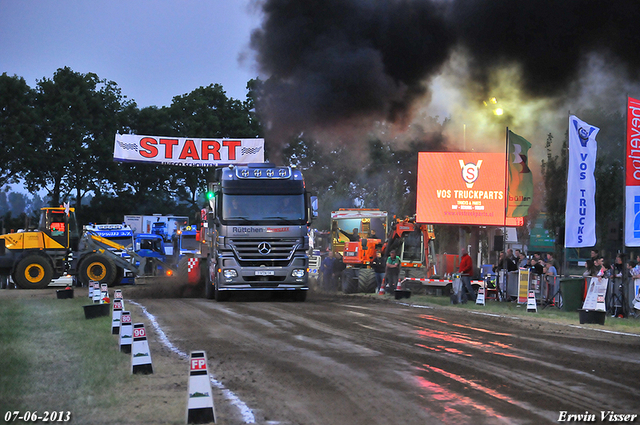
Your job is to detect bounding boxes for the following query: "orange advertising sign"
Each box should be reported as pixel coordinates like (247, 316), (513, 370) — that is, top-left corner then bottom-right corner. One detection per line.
(416, 152), (507, 225)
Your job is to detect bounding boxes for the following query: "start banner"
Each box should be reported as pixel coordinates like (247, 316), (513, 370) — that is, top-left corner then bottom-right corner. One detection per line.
(113, 134), (264, 166)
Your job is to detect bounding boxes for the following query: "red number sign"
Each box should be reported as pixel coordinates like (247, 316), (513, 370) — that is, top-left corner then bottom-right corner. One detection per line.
(133, 328), (146, 338)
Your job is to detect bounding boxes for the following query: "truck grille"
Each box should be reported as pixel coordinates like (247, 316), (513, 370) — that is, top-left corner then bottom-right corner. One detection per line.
(229, 238), (299, 267)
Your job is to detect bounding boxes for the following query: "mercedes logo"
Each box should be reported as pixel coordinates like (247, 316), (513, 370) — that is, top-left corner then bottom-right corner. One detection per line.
(258, 242), (271, 255)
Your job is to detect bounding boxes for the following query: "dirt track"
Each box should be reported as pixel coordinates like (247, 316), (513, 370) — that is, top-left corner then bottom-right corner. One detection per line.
(117, 283), (640, 425)
(3, 283), (639, 424)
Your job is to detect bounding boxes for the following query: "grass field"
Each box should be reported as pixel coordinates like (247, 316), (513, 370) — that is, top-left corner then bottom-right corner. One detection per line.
(0, 295), (186, 424)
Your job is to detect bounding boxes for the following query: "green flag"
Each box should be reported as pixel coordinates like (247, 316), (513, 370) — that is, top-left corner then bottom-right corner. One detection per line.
(507, 130), (533, 217)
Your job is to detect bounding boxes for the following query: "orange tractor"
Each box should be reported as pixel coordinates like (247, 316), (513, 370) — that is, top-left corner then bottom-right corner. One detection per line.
(382, 217), (437, 280)
(330, 209), (388, 293)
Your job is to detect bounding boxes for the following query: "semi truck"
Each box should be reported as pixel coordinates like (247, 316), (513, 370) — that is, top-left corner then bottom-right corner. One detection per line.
(202, 163), (317, 301)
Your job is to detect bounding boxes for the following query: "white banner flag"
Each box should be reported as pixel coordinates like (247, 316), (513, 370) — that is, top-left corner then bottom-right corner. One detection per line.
(113, 134), (264, 166)
(564, 115), (599, 248)
(624, 97), (640, 246)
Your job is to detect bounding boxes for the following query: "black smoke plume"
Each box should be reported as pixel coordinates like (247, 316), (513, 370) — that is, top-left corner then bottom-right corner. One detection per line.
(250, 0), (640, 136)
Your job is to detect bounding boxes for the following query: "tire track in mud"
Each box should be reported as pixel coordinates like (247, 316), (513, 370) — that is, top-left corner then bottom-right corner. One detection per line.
(128, 299), (257, 424)
(129, 293), (640, 424)
(220, 299), (640, 422)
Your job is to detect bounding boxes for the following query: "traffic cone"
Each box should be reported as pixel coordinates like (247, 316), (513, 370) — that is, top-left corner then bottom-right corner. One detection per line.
(119, 311), (133, 353)
(527, 291), (537, 313)
(186, 351), (216, 424)
(378, 280), (385, 295)
(131, 323), (153, 374)
(111, 299), (123, 335)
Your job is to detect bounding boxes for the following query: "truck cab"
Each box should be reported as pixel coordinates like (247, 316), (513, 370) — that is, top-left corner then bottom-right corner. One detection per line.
(205, 163), (316, 301)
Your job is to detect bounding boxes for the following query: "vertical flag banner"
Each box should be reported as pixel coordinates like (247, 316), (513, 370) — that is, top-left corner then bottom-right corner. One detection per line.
(507, 130), (533, 217)
(565, 115), (599, 247)
(625, 97), (640, 246)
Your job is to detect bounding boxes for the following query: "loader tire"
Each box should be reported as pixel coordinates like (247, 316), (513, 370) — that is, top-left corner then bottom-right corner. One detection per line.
(14, 255), (53, 289)
(358, 268), (377, 293)
(79, 254), (117, 287)
(112, 267), (124, 286)
(341, 268), (358, 294)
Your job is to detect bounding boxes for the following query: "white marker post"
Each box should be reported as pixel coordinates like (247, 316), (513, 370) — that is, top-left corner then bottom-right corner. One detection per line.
(186, 351), (216, 424)
(527, 291), (537, 313)
(113, 289), (123, 301)
(92, 282), (101, 304)
(119, 311), (133, 353)
(88, 280), (96, 298)
(100, 283), (109, 304)
(111, 300), (123, 335)
(476, 287), (486, 306)
(131, 323), (153, 374)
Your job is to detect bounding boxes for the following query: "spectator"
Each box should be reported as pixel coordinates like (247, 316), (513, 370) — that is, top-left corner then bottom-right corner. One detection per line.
(530, 258), (544, 275)
(502, 249), (517, 272)
(493, 252), (506, 273)
(385, 250), (400, 291)
(547, 252), (559, 273)
(320, 250), (335, 291)
(339, 227), (360, 242)
(545, 261), (558, 277)
(459, 248), (476, 302)
(371, 251), (386, 293)
(613, 253), (625, 278)
(517, 251), (528, 268)
(332, 252), (346, 291)
(629, 260), (640, 278)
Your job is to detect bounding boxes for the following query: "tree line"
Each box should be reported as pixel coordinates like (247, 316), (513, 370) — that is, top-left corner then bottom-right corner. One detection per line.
(0, 67), (628, 257)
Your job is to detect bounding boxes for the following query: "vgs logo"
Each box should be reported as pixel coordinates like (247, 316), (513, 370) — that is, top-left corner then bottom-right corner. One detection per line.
(459, 159), (483, 188)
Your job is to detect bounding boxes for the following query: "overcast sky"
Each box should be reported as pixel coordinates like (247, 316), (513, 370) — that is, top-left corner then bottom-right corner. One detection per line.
(1, 1), (263, 107)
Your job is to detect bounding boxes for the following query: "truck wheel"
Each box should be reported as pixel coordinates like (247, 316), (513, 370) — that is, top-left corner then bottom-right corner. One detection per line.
(79, 254), (117, 287)
(341, 268), (358, 294)
(14, 255), (53, 289)
(214, 277), (229, 302)
(205, 278), (215, 299)
(358, 268), (377, 293)
(294, 290), (307, 302)
(177, 257), (189, 285)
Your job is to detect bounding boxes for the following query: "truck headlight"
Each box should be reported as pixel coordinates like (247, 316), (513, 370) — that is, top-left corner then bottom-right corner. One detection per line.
(292, 269), (305, 278)
(223, 269), (238, 279)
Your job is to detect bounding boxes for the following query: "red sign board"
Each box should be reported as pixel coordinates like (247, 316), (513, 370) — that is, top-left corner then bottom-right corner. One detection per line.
(417, 153), (508, 226)
(190, 359), (207, 371)
(133, 327), (146, 338)
(626, 97), (640, 186)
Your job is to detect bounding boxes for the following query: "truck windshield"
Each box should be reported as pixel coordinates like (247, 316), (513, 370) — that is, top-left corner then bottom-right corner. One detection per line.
(222, 194), (305, 223)
(181, 234), (200, 251)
